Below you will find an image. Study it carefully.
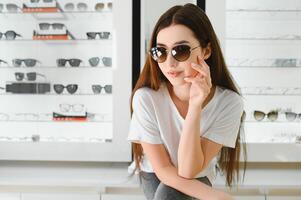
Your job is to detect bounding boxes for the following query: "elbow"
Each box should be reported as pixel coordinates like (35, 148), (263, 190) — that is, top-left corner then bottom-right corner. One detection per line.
(177, 166), (202, 179)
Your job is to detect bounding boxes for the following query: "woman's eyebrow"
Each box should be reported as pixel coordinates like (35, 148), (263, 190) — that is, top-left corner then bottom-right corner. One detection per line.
(156, 40), (190, 47)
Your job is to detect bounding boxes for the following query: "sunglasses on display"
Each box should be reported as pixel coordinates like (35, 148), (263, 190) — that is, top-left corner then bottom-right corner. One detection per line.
(56, 58), (82, 67)
(95, 2), (113, 11)
(15, 72), (46, 81)
(284, 111), (301, 122)
(150, 44), (200, 63)
(86, 32), (110, 40)
(0, 31), (22, 40)
(64, 3), (88, 11)
(92, 84), (112, 94)
(0, 3), (20, 12)
(39, 23), (65, 30)
(89, 57), (112, 67)
(253, 110), (278, 122)
(53, 84), (78, 94)
(59, 104), (85, 113)
(12, 59), (40, 67)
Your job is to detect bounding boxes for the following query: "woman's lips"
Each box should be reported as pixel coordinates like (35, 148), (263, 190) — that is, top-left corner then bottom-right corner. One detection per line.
(167, 71), (182, 77)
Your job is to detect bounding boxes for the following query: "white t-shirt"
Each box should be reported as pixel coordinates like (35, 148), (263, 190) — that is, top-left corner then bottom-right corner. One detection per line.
(127, 83), (244, 183)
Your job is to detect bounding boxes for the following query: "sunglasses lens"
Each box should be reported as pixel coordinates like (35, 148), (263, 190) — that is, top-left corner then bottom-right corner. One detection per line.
(92, 85), (101, 94)
(69, 59), (81, 67)
(60, 104), (70, 112)
(53, 23), (64, 30)
(95, 3), (105, 11)
(24, 59), (37, 67)
(104, 85), (112, 94)
(57, 59), (66, 67)
(44, 0), (53, 2)
(285, 112), (297, 121)
(87, 32), (96, 39)
(5, 31), (16, 40)
(77, 3), (87, 11)
(150, 47), (167, 63)
(253, 110), (265, 121)
(172, 45), (191, 62)
(0, 4), (3, 12)
(66, 84), (78, 94)
(27, 72), (36, 81)
(64, 3), (74, 11)
(15, 72), (24, 81)
(73, 104), (84, 112)
(6, 4), (18, 12)
(39, 23), (49, 30)
(101, 32), (110, 39)
(13, 59), (22, 67)
(54, 84), (64, 94)
(102, 57), (112, 66)
(89, 57), (100, 67)
(267, 111), (278, 121)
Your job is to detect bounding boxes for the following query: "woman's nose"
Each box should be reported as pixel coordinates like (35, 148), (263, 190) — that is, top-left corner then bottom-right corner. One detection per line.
(165, 51), (178, 68)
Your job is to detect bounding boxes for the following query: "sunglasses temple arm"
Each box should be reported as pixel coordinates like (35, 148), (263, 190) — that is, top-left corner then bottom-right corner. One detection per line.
(67, 30), (76, 40)
(56, 2), (64, 12)
(0, 86), (5, 90)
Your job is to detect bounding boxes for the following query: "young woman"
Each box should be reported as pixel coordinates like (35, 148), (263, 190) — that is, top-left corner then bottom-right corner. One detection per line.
(128, 3), (246, 200)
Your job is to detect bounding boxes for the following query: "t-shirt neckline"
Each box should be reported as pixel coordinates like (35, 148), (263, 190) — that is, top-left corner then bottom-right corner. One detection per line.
(164, 83), (218, 121)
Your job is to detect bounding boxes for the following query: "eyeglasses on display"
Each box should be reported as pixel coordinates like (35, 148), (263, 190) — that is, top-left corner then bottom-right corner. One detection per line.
(12, 59), (40, 67)
(59, 104), (85, 113)
(0, 31), (22, 40)
(53, 84), (78, 94)
(150, 44), (200, 63)
(39, 23), (65, 30)
(86, 32), (110, 39)
(92, 84), (112, 94)
(89, 57), (112, 67)
(64, 3), (88, 11)
(95, 2), (113, 11)
(0, 3), (20, 12)
(253, 110), (278, 122)
(15, 72), (46, 81)
(57, 58), (82, 67)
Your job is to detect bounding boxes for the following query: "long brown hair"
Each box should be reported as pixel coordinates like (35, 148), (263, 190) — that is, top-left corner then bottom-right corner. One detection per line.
(130, 3), (246, 187)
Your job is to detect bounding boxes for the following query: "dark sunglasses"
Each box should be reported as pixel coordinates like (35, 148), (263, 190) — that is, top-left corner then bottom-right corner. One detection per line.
(15, 72), (45, 81)
(92, 84), (112, 94)
(150, 45), (200, 63)
(89, 57), (112, 67)
(57, 59), (82, 67)
(0, 59), (8, 64)
(86, 32), (110, 39)
(53, 84), (78, 94)
(285, 112), (301, 121)
(13, 59), (39, 67)
(253, 110), (278, 122)
(0, 3), (20, 12)
(39, 23), (65, 30)
(0, 31), (22, 40)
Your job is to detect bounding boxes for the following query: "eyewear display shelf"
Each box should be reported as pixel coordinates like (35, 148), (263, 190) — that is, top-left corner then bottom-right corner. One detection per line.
(225, 0), (301, 163)
(0, 0), (132, 162)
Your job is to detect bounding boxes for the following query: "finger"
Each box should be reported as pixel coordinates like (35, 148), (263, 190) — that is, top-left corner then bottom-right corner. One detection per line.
(191, 63), (207, 77)
(197, 56), (211, 75)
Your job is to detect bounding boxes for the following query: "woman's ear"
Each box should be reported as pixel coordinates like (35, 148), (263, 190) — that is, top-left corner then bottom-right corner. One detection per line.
(203, 43), (212, 60)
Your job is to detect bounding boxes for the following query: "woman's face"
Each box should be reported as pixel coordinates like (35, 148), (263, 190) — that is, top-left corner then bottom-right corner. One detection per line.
(156, 24), (210, 87)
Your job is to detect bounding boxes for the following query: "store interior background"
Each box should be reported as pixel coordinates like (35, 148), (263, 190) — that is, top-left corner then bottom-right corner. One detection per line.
(0, 0), (300, 199)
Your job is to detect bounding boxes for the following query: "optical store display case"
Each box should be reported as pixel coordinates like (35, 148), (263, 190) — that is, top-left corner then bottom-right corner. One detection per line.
(224, 0), (301, 162)
(0, 0), (132, 162)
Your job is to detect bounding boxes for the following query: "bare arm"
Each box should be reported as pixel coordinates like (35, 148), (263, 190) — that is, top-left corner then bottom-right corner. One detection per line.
(178, 105), (223, 178)
(141, 141), (232, 200)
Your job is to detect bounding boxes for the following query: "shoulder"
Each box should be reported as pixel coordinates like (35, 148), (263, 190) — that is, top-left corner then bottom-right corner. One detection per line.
(132, 85), (166, 109)
(216, 86), (244, 111)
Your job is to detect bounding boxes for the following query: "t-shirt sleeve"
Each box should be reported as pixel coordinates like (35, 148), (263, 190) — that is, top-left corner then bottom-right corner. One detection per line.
(127, 89), (163, 144)
(202, 93), (244, 148)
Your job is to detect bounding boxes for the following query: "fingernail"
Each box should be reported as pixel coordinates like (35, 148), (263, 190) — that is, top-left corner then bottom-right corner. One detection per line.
(191, 63), (197, 67)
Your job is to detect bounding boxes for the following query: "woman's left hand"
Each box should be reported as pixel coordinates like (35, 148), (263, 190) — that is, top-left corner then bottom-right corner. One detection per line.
(184, 55), (212, 109)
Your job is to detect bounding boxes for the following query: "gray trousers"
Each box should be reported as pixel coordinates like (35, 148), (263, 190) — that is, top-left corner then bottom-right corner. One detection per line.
(140, 171), (212, 200)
